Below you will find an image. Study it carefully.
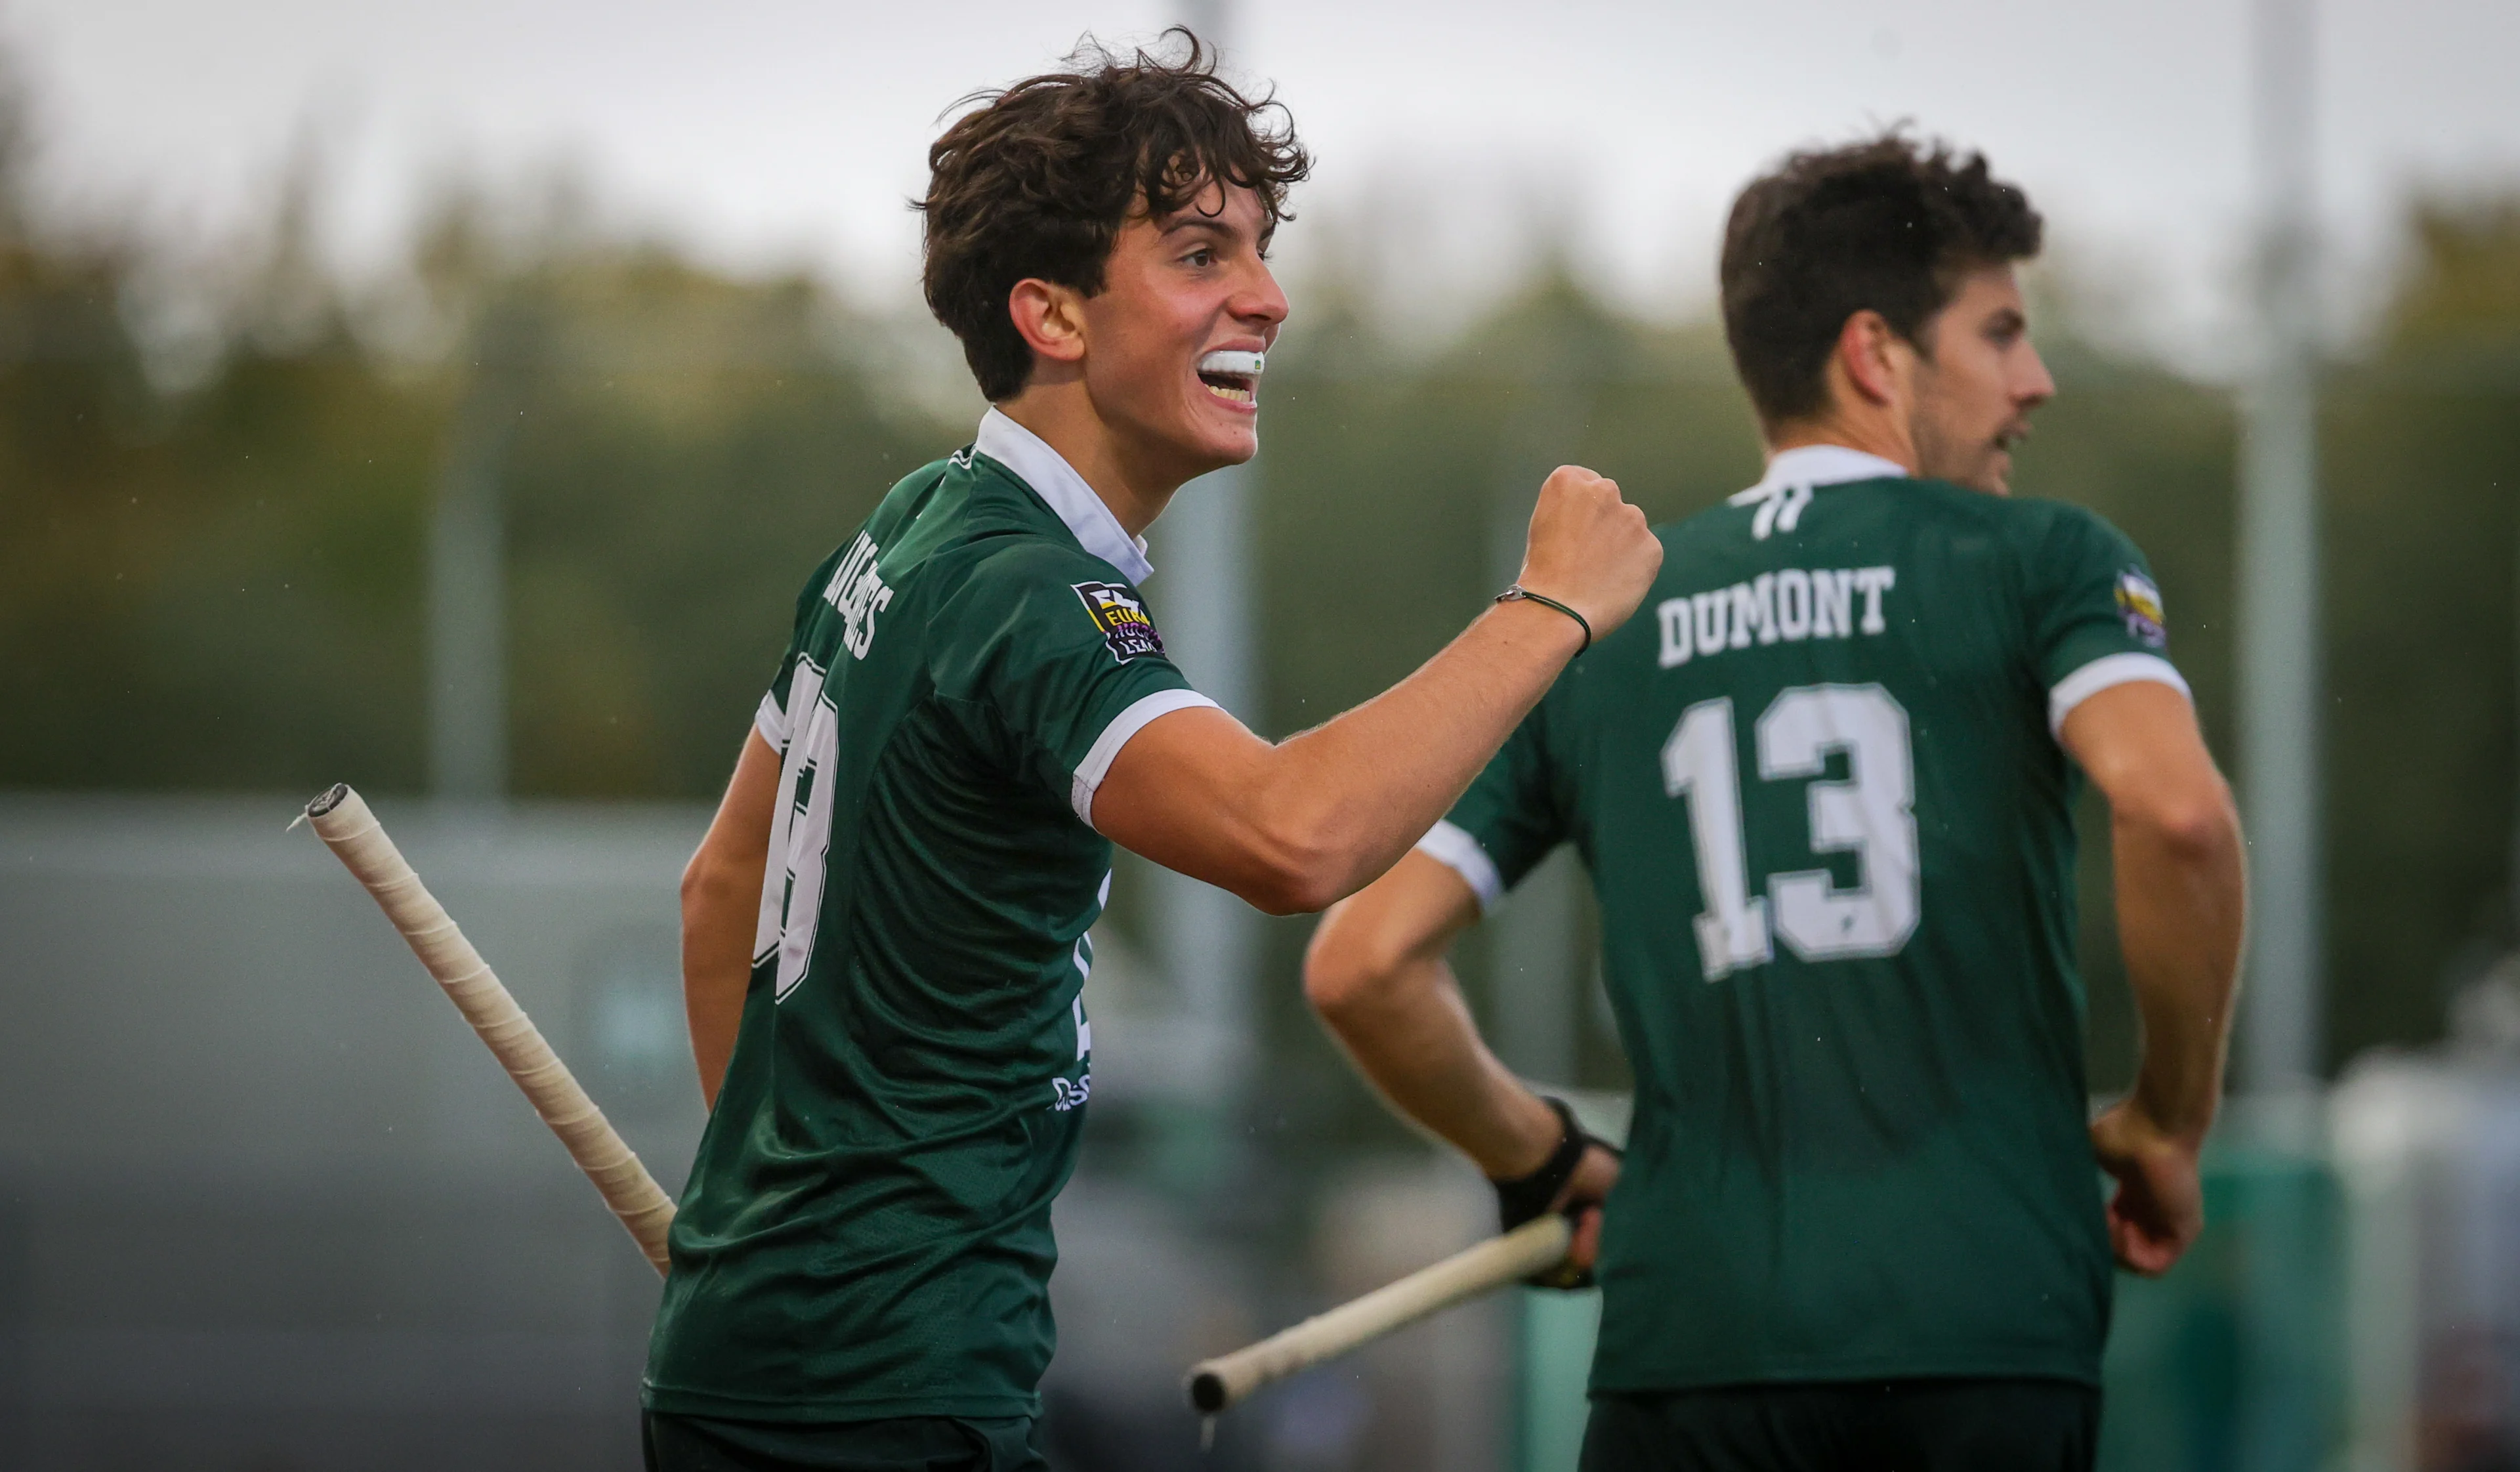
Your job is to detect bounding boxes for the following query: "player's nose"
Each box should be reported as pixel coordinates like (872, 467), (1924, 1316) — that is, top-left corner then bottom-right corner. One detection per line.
(1234, 256), (1290, 332)
(2015, 342), (2057, 408)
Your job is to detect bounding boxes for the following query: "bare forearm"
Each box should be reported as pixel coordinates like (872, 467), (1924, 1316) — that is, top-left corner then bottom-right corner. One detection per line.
(2114, 800), (2246, 1142)
(1318, 952), (1562, 1179)
(1306, 858), (1564, 1177)
(682, 730), (781, 1110)
(1258, 602), (1580, 897)
(682, 864), (755, 1109)
(1103, 601), (1580, 913)
(1096, 465), (1658, 915)
(2061, 684), (2248, 1145)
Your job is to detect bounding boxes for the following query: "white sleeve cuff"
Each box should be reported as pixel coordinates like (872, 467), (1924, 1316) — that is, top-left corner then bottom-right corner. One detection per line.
(2049, 652), (2191, 738)
(754, 690), (788, 749)
(1415, 819), (1504, 914)
(1070, 688), (1222, 828)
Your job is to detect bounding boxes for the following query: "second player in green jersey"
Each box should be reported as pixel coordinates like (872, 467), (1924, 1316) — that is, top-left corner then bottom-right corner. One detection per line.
(1432, 451), (2179, 1391)
(1307, 135), (2244, 1472)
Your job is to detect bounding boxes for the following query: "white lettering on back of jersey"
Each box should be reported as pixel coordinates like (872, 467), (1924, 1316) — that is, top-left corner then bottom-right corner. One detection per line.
(755, 658), (838, 1002)
(1853, 566), (1897, 634)
(822, 532), (894, 660)
(1729, 576), (1773, 648)
(1813, 570), (1853, 639)
(1658, 566), (1896, 668)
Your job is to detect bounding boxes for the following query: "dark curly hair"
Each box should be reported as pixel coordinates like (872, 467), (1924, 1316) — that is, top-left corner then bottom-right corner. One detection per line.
(1720, 132), (2043, 427)
(919, 30), (1311, 402)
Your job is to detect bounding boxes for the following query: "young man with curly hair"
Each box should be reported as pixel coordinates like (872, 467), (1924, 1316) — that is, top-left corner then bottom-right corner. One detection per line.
(639, 36), (1662, 1471)
(1305, 135), (2248, 1471)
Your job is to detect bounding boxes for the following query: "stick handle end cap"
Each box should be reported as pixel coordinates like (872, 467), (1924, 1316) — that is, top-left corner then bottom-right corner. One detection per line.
(1186, 1366), (1232, 1414)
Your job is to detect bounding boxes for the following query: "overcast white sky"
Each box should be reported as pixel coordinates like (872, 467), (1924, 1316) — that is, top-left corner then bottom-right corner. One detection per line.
(10, 0), (2519, 368)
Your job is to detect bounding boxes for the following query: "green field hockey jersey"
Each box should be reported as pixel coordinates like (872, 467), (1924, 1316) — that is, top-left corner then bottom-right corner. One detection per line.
(1420, 445), (2189, 1393)
(644, 410), (1215, 1422)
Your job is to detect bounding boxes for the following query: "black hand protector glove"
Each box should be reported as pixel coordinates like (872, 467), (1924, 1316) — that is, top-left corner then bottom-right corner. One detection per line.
(1490, 1095), (1620, 1290)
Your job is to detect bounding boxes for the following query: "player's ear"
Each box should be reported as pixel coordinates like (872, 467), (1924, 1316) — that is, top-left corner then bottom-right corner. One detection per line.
(1834, 308), (1905, 408)
(1008, 278), (1089, 371)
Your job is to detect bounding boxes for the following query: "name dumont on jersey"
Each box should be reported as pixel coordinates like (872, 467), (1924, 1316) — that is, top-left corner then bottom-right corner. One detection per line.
(1655, 566), (1899, 667)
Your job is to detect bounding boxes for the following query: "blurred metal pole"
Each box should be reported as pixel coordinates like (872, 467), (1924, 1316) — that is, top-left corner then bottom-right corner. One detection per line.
(1152, 0), (1259, 1109)
(1150, 471), (1259, 1104)
(428, 305), (528, 805)
(1179, 0), (1227, 53)
(2236, 0), (2323, 1092)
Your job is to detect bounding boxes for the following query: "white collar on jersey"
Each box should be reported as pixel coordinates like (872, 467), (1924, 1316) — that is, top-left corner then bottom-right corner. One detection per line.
(1726, 444), (1911, 540)
(973, 408), (1154, 585)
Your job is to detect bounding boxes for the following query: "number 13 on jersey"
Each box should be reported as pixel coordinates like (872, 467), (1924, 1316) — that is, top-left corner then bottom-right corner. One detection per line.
(1662, 683), (1920, 981)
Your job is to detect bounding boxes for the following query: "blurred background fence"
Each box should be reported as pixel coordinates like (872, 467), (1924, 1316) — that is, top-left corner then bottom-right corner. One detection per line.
(1, 20), (2519, 1471)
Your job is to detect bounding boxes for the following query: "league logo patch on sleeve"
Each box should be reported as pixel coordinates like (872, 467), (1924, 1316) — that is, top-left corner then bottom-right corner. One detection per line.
(2116, 568), (2168, 648)
(1072, 581), (1167, 663)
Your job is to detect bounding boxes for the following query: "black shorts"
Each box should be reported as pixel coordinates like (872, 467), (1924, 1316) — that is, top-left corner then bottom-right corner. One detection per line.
(641, 1410), (1049, 1472)
(1580, 1377), (2099, 1472)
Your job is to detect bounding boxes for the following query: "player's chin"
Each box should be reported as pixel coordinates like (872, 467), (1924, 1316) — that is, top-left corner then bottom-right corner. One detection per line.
(1182, 398), (1261, 464)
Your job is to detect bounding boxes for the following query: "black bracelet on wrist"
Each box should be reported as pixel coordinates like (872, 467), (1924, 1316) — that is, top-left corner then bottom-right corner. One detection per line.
(1492, 1096), (1591, 1231)
(1491, 1096), (1620, 1290)
(1496, 584), (1591, 653)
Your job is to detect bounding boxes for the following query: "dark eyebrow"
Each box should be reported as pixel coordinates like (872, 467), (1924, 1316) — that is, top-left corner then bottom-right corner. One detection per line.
(1161, 213), (1239, 243)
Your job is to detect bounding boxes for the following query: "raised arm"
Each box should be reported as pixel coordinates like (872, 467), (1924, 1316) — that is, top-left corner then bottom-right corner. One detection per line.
(2060, 679), (2246, 1276)
(1093, 466), (1660, 915)
(681, 730), (781, 1109)
(1304, 851), (1616, 1273)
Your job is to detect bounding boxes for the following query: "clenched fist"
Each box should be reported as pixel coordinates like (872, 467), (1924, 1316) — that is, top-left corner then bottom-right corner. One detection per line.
(2090, 1100), (2205, 1276)
(1515, 466), (1663, 640)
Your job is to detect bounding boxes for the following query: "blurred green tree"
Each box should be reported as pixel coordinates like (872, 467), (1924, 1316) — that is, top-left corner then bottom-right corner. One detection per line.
(0, 72), (439, 794)
(0, 142), (965, 800)
(2322, 198), (2520, 1060)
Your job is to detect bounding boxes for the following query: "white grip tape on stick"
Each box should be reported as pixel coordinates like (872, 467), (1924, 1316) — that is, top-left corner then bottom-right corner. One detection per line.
(1185, 1211), (1573, 1413)
(303, 784), (678, 1277)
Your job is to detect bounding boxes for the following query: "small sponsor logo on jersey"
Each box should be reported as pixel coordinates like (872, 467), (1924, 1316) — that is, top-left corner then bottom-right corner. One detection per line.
(1072, 581), (1166, 663)
(823, 532), (894, 660)
(1657, 566), (1897, 668)
(1051, 1071), (1092, 1112)
(2116, 568), (2168, 648)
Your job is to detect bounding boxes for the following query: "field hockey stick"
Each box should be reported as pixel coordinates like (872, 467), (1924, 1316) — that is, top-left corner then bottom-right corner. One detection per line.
(1185, 1211), (1574, 1413)
(297, 783), (677, 1276)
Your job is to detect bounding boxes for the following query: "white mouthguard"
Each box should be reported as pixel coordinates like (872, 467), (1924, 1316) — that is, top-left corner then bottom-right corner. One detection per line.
(1198, 350), (1265, 378)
